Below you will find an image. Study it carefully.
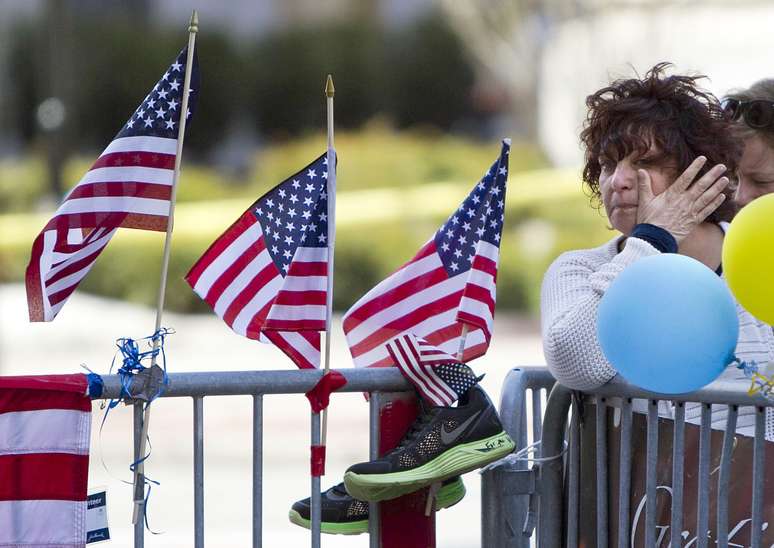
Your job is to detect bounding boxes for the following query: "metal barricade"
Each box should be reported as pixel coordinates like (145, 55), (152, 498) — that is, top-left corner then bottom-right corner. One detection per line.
(492, 367), (774, 548)
(97, 367), (413, 548)
(481, 367), (556, 548)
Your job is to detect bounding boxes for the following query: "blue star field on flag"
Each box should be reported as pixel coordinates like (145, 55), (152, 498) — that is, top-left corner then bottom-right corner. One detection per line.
(252, 154), (331, 275)
(433, 141), (509, 276)
(117, 47), (200, 140)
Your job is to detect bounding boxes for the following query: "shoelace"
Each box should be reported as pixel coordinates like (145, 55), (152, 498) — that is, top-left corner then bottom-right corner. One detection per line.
(387, 407), (438, 454)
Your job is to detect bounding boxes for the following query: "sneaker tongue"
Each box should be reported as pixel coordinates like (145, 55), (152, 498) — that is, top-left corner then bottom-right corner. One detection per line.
(331, 482), (348, 496)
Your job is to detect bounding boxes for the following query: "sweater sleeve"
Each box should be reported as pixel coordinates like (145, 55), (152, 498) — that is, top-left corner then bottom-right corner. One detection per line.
(540, 237), (661, 390)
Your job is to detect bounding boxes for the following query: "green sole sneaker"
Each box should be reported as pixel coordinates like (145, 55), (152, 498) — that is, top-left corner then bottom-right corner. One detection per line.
(344, 430), (514, 502)
(434, 475), (466, 510)
(288, 476), (466, 535)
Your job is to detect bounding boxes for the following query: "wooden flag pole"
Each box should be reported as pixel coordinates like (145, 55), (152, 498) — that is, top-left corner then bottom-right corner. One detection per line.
(456, 323), (469, 361)
(132, 10), (199, 525)
(320, 74), (336, 448)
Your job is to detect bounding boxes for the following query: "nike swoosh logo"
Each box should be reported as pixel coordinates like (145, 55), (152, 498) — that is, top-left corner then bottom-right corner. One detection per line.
(440, 411), (481, 445)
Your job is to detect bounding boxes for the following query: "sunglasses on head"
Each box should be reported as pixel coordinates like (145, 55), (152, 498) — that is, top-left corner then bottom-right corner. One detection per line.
(721, 98), (774, 130)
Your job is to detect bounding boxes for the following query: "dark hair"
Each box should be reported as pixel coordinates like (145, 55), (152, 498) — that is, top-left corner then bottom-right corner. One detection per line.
(580, 63), (741, 221)
(724, 79), (774, 149)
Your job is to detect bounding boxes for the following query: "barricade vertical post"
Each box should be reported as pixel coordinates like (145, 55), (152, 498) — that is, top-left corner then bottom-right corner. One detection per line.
(697, 404), (712, 548)
(595, 397), (609, 547)
(537, 384), (573, 547)
(645, 400), (659, 548)
(193, 396), (204, 548)
(253, 395), (263, 548)
(670, 402), (686, 548)
(310, 411), (321, 548)
(616, 398), (632, 548)
(369, 392), (381, 548)
(377, 391), (435, 548)
(133, 402), (145, 548)
(567, 398), (580, 548)
(716, 405), (738, 547)
(531, 389), (543, 453)
(751, 408), (765, 548)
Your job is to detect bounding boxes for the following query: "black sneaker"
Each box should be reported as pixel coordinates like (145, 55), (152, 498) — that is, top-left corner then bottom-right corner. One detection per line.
(343, 385), (515, 502)
(288, 476), (466, 535)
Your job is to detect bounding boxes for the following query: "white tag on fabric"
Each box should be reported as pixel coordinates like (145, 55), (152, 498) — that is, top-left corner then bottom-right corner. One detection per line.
(86, 488), (111, 544)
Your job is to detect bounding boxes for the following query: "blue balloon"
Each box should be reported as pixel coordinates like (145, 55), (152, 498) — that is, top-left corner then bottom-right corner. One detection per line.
(597, 254), (738, 394)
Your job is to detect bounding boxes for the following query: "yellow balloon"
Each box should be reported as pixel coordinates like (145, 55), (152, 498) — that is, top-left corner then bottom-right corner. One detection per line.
(723, 194), (774, 324)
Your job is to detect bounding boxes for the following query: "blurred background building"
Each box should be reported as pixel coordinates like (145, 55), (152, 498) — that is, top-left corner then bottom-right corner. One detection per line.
(1, 0), (774, 314)
(2, 1), (774, 172)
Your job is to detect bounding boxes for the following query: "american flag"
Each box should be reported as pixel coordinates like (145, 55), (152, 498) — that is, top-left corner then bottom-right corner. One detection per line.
(185, 153), (333, 369)
(343, 139), (509, 368)
(385, 333), (460, 406)
(26, 47), (199, 322)
(0, 374), (92, 547)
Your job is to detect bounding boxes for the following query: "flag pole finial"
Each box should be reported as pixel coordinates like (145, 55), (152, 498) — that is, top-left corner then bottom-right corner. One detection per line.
(189, 10), (199, 33)
(325, 74), (335, 98)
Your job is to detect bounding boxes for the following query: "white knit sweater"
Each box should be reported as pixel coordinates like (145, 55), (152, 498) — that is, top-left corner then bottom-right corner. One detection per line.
(540, 234), (774, 440)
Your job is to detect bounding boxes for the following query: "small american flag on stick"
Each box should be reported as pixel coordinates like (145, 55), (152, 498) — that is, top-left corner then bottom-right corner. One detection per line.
(26, 47), (199, 322)
(185, 153), (334, 369)
(343, 139), (510, 369)
(385, 333), (461, 406)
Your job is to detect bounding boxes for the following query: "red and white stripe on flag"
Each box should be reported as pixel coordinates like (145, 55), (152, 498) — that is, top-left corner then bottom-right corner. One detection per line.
(343, 140), (509, 369)
(386, 333), (459, 406)
(25, 47), (199, 322)
(185, 153), (332, 369)
(26, 137), (177, 322)
(457, 238), (498, 341)
(0, 374), (91, 547)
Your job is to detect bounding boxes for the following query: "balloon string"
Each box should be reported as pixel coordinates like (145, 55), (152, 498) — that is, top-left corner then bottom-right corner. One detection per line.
(733, 357), (774, 401)
(96, 328), (173, 535)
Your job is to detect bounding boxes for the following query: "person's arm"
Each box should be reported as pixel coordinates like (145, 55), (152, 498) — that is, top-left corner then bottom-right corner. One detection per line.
(540, 237), (663, 390)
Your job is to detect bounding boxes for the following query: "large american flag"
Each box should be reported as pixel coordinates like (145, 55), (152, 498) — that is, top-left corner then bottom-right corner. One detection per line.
(26, 47), (199, 322)
(343, 139), (509, 368)
(0, 374), (92, 547)
(185, 153), (333, 369)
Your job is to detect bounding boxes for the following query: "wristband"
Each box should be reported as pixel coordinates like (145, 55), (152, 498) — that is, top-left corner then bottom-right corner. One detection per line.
(630, 223), (678, 253)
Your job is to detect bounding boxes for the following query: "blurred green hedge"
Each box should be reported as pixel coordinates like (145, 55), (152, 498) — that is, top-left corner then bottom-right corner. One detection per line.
(0, 135), (613, 315)
(0, 127), (545, 214)
(0, 200), (611, 316)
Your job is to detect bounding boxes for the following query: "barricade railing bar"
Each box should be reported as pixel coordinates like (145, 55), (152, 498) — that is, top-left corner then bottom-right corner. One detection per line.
(97, 367), (413, 548)
(493, 367), (774, 548)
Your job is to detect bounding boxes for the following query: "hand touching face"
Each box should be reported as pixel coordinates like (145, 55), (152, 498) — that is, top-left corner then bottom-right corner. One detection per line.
(599, 145), (676, 235)
(635, 157), (729, 243)
(599, 146), (729, 240)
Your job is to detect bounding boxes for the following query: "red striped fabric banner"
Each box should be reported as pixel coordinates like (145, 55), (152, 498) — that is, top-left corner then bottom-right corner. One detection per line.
(0, 374), (91, 547)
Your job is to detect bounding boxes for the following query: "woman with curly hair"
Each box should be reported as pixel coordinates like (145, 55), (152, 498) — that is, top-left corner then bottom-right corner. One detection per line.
(541, 63), (774, 439)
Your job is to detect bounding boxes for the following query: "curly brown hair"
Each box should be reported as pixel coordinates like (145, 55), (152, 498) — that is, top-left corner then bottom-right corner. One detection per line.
(580, 63), (741, 221)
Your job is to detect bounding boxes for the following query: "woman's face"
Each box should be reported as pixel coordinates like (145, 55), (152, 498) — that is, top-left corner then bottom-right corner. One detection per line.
(736, 134), (774, 208)
(598, 145), (675, 235)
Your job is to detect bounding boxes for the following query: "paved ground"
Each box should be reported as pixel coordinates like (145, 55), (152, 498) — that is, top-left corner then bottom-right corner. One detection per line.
(0, 284), (545, 547)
